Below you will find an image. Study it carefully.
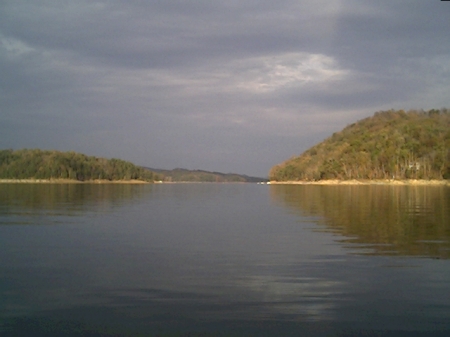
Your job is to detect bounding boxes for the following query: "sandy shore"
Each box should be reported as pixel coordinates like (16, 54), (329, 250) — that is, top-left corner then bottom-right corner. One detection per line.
(269, 179), (450, 186)
(1, 179), (448, 186)
(0, 179), (150, 184)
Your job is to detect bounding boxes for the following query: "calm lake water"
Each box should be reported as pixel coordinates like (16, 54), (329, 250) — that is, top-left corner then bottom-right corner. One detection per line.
(1, 183), (450, 336)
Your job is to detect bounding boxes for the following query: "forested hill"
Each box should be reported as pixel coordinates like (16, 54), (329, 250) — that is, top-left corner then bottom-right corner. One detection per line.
(147, 168), (266, 183)
(270, 109), (450, 181)
(0, 149), (160, 182)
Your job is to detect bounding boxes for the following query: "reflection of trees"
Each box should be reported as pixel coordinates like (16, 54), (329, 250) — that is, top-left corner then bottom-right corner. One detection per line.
(0, 184), (152, 215)
(270, 185), (450, 259)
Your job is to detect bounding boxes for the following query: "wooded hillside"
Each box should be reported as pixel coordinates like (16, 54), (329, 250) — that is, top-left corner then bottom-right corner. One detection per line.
(270, 109), (450, 181)
(0, 149), (160, 182)
(148, 168), (266, 183)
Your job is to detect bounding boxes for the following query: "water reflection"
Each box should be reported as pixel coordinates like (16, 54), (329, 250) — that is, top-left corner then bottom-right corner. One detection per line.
(1, 184), (450, 335)
(0, 184), (152, 224)
(270, 185), (450, 259)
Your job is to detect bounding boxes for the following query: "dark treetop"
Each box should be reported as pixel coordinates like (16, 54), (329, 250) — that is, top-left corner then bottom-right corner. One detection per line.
(0, 149), (160, 182)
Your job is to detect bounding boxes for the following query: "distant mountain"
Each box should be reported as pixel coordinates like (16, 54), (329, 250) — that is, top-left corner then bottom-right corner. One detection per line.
(0, 149), (160, 182)
(270, 109), (450, 181)
(146, 167), (267, 183)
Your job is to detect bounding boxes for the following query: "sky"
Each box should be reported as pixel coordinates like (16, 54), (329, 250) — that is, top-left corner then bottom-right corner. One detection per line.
(1, 1), (449, 177)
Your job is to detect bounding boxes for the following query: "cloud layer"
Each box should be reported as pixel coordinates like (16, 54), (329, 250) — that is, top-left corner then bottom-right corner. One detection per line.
(1, 0), (449, 176)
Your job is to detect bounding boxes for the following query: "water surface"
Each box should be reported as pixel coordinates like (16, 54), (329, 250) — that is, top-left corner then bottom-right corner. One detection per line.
(1, 183), (449, 336)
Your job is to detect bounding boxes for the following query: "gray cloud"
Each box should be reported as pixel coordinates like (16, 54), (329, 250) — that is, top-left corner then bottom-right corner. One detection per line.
(1, 0), (449, 177)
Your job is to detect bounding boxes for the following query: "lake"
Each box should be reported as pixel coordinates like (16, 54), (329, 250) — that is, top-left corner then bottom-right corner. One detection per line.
(1, 183), (450, 336)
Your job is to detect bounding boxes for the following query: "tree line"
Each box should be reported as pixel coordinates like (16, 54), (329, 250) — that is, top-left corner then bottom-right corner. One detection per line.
(0, 149), (160, 182)
(270, 109), (450, 181)
(149, 168), (265, 182)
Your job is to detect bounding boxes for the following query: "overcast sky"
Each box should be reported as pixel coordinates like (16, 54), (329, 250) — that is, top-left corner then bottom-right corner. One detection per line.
(1, 1), (449, 177)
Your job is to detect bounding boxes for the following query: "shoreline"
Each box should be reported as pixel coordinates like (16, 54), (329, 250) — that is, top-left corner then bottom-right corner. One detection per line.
(0, 179), (150, 184)
(269, 179), (450, 186)
(1, 179), (448, 186)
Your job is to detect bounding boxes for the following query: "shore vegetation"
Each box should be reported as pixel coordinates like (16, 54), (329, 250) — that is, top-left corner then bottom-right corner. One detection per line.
(0, 149), (160, 182)
(270, 109), (450, 182)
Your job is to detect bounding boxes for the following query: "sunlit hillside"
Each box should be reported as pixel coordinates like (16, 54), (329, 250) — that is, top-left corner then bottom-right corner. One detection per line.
(270, 109), (450, 181)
